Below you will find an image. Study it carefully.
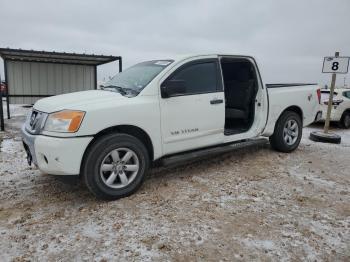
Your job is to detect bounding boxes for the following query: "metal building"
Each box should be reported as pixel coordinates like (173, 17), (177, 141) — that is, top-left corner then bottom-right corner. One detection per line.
(0, 48), (122, 131)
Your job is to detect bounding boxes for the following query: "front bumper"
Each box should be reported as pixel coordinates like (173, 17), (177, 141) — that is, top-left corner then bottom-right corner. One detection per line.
(21, 125), (93, 175)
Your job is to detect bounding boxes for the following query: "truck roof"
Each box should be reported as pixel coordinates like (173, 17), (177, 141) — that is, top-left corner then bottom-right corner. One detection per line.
(163, 53), (253, 63)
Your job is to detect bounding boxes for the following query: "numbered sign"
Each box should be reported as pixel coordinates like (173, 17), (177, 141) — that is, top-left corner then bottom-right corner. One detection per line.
(322, 56), (350, 74)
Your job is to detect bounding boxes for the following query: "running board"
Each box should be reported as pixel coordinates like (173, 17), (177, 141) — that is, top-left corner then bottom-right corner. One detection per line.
(160, 138), (268, 167)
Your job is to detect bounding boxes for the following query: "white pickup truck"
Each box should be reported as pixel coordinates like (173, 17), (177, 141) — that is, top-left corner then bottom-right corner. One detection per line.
(21, 54), (321, 199)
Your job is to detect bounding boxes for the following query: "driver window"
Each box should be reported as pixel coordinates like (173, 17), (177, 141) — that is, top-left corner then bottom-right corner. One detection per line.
(169, 62), (218, 95)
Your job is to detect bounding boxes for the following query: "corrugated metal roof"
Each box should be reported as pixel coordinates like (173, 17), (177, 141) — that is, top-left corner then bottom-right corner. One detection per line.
(0, 48), (120, 66)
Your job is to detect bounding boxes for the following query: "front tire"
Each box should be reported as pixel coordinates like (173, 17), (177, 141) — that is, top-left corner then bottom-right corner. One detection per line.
(341, 111), (350, 129)
(269, 111), (302, 153)
(82, 133), (150, 200)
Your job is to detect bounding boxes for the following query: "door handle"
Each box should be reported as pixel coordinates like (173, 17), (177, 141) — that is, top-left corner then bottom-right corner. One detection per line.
(210, 99), (223, 105)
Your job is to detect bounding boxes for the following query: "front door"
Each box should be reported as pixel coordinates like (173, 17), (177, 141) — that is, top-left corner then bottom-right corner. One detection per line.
(159, 59), (225, 155)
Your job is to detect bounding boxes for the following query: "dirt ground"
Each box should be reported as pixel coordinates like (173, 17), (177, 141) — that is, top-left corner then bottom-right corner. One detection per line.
(0, 105), (349, 261)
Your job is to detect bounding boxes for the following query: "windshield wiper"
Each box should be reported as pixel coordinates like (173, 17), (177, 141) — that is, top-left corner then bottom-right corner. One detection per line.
(101, 85), (127, 95)
(101, 85), (139, 96)
(120, 87), (139, 95)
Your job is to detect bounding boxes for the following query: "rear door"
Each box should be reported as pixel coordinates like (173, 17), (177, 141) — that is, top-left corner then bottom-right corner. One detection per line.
(159, 58), (225, 155)
(219, 56), (269, 141)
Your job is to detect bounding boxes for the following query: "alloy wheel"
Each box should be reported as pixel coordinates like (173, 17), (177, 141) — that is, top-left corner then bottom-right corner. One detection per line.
(100, 148), (139, 189)
(283, 119), (299, 146)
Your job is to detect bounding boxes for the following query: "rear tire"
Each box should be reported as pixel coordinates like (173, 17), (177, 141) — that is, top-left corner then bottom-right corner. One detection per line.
(82, 133), (150, 200)
(269, 111), (302, 153)
(341, 111), (350, 129)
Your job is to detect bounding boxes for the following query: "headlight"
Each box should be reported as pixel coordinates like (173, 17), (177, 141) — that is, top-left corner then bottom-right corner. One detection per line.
(44, 110), (85, 133)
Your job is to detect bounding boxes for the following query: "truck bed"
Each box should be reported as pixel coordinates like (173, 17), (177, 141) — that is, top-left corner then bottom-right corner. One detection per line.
(262, 83), (320, 137)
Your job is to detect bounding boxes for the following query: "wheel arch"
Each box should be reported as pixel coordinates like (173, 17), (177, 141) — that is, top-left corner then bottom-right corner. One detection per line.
(341, 108), (350, 126)
(266, 105), (303, 137)
(269, 107), (303, 153)
(80, 125), (154, 176)
(278, 105), (303, 125)
(341, 108), (350, 117)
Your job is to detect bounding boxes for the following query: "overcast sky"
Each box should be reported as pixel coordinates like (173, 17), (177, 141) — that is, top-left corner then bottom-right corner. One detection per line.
(1, 0), (350, 86)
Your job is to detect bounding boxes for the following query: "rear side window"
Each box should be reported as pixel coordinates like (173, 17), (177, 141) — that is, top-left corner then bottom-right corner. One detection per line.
(343, 91), (350, 98)
(169, 62), (218, 95)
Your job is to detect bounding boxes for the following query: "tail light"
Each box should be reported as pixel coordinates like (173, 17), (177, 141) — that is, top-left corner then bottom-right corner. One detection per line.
(316, 89), (321, 104)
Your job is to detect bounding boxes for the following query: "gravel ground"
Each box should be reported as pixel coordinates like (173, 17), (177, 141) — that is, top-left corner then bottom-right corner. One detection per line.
(0, 105), (349, 261)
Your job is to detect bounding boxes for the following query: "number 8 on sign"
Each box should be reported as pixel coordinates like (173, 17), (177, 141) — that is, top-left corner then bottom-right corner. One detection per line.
(331, 62), (339, 71)
(322, 57), (349, 74)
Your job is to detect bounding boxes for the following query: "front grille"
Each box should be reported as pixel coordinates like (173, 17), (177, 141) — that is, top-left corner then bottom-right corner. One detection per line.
(25, 109), (48, 135)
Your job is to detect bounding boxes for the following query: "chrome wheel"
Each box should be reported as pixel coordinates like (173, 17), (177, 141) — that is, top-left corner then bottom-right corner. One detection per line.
(100, 148), (139, 189)
(283, 119), (299, 146)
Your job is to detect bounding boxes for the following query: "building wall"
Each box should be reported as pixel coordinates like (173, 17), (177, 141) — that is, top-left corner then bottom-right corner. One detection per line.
(6, 61), (96, 104)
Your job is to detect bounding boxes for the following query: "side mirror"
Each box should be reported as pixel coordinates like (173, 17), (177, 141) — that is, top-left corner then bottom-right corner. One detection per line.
(161, 80), (186, 98)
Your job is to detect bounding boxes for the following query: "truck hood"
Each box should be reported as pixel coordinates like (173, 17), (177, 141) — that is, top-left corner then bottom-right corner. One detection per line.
(34, 90), (125, 113)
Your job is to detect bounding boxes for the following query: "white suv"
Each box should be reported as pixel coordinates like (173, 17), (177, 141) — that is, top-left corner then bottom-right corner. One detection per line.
(320, 88), (350, 128)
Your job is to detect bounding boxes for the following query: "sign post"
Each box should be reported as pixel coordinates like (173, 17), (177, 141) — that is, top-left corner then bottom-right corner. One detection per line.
(323, 52), (340, 133)
(0, 73), (4, 131)
(310, 52), (350, 144)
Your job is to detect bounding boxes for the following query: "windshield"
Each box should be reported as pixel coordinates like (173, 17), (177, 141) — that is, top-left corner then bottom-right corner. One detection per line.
(103, 60), (173, 96)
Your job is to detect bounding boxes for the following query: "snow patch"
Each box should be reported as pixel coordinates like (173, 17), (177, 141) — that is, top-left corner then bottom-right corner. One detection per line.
(240, 238), (276, 250)
(0, 138), (21, 154)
